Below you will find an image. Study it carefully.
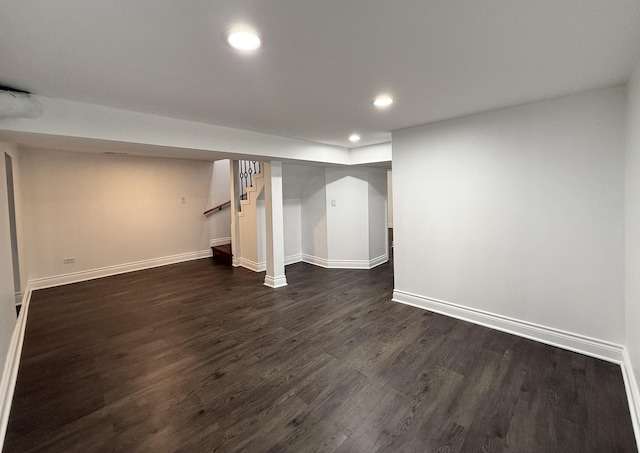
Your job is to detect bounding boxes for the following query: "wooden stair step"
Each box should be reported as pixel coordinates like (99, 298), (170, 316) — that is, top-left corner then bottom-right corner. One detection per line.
(211, 244), (232, 265)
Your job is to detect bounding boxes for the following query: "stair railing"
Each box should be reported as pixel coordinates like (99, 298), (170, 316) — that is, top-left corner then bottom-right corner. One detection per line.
(203, 200), (231, 217)
(239, 160), (261, 202)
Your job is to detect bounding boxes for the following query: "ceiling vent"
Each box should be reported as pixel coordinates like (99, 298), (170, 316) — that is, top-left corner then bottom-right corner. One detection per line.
(0, 85), (43, 119)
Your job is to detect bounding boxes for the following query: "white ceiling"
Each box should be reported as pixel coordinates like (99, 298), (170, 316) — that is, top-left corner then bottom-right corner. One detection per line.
(1, 0), (640, 148)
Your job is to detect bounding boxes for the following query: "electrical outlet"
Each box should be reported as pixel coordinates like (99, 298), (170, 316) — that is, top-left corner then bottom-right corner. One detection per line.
(63, 257), (75, 264)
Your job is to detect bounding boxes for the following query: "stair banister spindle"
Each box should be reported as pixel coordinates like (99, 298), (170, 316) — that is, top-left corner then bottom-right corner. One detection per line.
(238, 160), (261, 206)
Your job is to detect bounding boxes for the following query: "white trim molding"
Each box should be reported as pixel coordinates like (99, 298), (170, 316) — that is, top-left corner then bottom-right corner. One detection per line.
(210, 237), (232, 247)
(301, 254), (330, 268)
(28, 250), (212, 290)
(622, 350), (640, 451)
(284, 254), (302, 266)
(392, 289), (624, 363)
(264, 275), (288, 288)
(0, 284), (32, 451)
(237, 258), (266, 273)
(368, 253), (389, 269)
(301, 253), (388, 270)
(326, 258), (374, 269)
(212, 253), (300, 272)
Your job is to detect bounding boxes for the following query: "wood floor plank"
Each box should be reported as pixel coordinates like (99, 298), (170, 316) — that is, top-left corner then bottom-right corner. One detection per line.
(3, 258), (637, 452)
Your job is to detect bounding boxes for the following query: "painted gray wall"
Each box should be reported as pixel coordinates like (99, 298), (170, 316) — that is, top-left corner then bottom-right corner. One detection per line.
(325, 168), (370, 263)
(626, 64), (640, 382)
(0, 143), (20, 367)
(20, 148), (212, 280)
(208, 159), (231, 243)
(369, 169), (388, 260)
(300, 167), (328, 260)
(393, 86), (626, 343)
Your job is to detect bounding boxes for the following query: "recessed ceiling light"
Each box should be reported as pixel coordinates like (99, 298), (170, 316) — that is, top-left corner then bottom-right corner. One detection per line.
(348, 134), (361, 143)
(373, 95), (393, 107)
(224, 27), (261, 51)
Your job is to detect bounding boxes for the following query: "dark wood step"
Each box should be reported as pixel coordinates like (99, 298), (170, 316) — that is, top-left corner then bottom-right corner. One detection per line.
(211, 244), (232, 265)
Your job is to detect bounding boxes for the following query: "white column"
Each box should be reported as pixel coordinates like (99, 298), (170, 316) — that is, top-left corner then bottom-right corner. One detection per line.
(263, 161), (287, 288)
(229, 160), (241, 267)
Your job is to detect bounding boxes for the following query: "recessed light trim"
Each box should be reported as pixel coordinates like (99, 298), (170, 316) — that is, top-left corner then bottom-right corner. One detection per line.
(224, 27), (261, 51)
(348, 134), (361, 143)
(373, 95), (394, 107)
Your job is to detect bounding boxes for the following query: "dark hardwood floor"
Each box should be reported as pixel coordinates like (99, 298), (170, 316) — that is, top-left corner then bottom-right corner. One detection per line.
(4, 258), (637, 452)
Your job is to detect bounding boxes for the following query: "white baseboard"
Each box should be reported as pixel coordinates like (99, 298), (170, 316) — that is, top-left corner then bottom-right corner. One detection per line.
(369, 253), (389, 268)
(301, 253), (388, 269)
(301, 254), (331, 268)
(28, 250), (212, 290)
(237, 258), (266, 272)
(285, 254), (302, 266)
(323, 259), (370, 269)
(237, 255), (300, 271)
(622, 350), (640, 451)
(264, 275), (288, 288)
(210, 237), (232, 247)
(392, 289), (624, 363)
(0, 284), (32, 452)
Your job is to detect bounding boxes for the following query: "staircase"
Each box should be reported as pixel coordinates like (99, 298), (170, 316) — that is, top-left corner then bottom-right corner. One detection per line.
(238, 160), (262, 212)
(207, 160), (263, 266)
(236, 161), (265, 270)
(211, 243), (232, 265)
(238, 171), (264, 218)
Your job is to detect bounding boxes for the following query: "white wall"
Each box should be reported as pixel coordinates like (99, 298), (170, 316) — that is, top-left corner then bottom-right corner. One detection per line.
(393, 87), (626, 344)
(238, 163), (305, 269)
(207, 159), (231, 244)
(369, 169), (388, 260)
(387, 170), (393, 228)
(237, 162), (388, 270)
(325, 168), (370, 263)
(301, 167), (328, 260)
(0, 143), (20, 366)
(281, 163), (317, 264)
(256, 195), (266, 267)
(20, 148), (213, 281)
(1, 146), (28, 295)
(349, 142), (392, 165)
(0, 96), (393, 167)
(283, 163), (324, 199)
(237, 163), (308, 270)
(0, 96), (352, 165)
(236, 172), (266, 271)
(283, 199), (301, 262)
(626, 64), (640, 389)
(297, 164), (388, 267)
